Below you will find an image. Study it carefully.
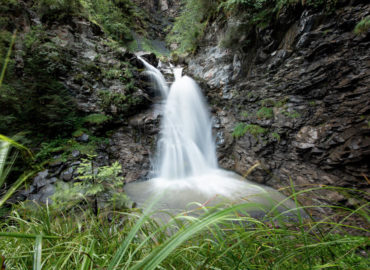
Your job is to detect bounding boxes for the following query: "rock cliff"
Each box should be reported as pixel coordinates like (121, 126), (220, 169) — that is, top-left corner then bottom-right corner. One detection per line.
(188, 1), (370, 208)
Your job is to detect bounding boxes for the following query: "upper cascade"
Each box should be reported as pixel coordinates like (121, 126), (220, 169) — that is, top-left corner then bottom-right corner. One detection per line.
(139, 56), (169, 98)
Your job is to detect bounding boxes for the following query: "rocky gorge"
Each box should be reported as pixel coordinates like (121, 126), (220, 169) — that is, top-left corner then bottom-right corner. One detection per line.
(0, 0), (369, 222)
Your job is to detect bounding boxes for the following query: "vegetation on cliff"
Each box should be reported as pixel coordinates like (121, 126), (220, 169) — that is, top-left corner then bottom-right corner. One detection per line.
(167, 0), (341, 54)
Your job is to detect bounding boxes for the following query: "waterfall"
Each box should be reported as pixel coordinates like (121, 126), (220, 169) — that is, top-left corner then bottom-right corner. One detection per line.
(127, 58), (302, 218)
(139, 56), (169, 98)
(156, 74), (217, 179)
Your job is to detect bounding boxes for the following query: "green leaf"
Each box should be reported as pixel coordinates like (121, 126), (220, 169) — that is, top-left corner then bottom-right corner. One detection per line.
(130, 203), (252, 270)
(0, 134), (34, 159)
(33, 235), (42, 270)
(0, 171), (34, 208)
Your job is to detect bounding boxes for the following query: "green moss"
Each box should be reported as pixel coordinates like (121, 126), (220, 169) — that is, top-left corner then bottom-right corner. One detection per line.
(354, 16), (370, 35)
(270, 132), (281, 141)
(260, 99), (275, 107)
(282, 110), (301, 119)
(256, 107), (273, 119)
(104, 68), (122, 80)
(241, 111), (249, 118)
(72, 129), (86, 138)
(274, 98), (288, 108)
(232, 123), (268, 139)
(83, 113), (111, 125)
(99, 90), (127, 109)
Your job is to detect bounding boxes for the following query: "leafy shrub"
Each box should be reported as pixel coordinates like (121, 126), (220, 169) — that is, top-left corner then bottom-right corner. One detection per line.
(52, 158), (127, 211)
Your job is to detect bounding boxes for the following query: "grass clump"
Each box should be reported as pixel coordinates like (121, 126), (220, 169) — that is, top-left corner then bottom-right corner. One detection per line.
(256, 106), (273, 119)
(354, 16), (370, 35)
(232, 123), (268, 138)
(0, 186), (369, 269)
(282, 109), (301, 119)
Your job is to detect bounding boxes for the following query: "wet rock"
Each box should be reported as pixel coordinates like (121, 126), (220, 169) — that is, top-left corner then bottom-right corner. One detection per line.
(61, 167), (75, 182)
(38, 184), (56, 204)
(49, 160), (63, 167)
(108, 127), (155, 183)
(32, 170), (49, 189)
(71, 150), (80, 158)
(77, 133), (89, 143)
(140, 52), (158, 67)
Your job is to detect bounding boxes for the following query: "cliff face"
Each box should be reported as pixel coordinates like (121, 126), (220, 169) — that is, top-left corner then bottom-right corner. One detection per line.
(188, 2), (370, 207)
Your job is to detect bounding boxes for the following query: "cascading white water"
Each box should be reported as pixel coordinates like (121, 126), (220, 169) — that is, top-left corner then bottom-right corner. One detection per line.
(126, 59), (301, 218)
(139, 56), (169, 98)
(155, 73), (217, 179)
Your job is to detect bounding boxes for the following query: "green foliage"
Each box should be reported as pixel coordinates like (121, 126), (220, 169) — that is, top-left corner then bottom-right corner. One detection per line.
(232, 122), (249, 138)
(309, 100), (316, 106)
(270, 131), (281, 141)
(34, 0), (83, 23)
(83, 113), (111, 125)
(98, 90), (143, 115)
(354, 16), (370, 35)
(232, 123), (268, 138)
(81, 0), (138, 43)
(219, 0), (269, 12)
(52, 158), (127, 210)
(274, 97), (288, 108)
(0, 25), (78, 137)
(241, 111), (249, 118)
(35, 136), (108, 163)
(256, 107), (273, 119)
(216, 0), (338, 49)
(0, 135), (35, 208)
(0, 186), (369, 269)
(167, 0), (219, 54)
(282, 109), (301, 118)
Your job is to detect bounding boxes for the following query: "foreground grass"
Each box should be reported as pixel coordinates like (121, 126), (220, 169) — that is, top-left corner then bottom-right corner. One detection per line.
(0, 193), (369, 270)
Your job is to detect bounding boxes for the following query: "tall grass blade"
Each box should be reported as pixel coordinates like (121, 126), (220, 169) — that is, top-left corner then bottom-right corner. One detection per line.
(289, 177), (312, 270)
(0, 141), (10, 187)
(108, 194), (162, 270)
(0, 171), (34, 207)
(130, 203), (249, 270)
(0, 30), (16, 86)
(33, 235), (42, 270)
(0, 232), (60, 239)
(80, 239), (95, 270)
(0, 134), (34, 159)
